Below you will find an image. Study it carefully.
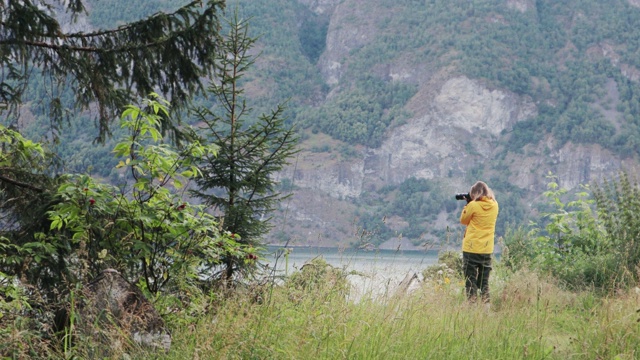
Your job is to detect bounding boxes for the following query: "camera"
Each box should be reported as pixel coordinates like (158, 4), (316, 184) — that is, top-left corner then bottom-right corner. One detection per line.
(455, 193), (471, 201)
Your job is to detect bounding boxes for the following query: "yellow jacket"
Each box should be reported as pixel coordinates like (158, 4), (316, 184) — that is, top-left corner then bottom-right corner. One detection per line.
(460, 196), (499, 254)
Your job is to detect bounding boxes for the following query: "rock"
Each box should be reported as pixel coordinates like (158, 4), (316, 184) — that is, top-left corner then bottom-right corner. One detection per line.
(76, 269), (171, 353)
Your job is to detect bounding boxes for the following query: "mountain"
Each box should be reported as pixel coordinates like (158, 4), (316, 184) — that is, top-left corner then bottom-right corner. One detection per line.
(17, 0), (640, 250)
(239, 0), (640, 249)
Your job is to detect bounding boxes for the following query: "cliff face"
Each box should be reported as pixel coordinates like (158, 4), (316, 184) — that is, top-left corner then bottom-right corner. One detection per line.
(269, 0), (640, 247)
(317, 1), (379, 86)
(286, 70), (638, 194)
(297, 0), (342, 15)
(368, 76), (537, 189)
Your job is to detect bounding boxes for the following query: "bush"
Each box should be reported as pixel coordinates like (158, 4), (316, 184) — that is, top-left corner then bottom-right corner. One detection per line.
(500, 226), (535, 271)
(502, 173), (640, 292)
(0, 98), (257, 357)
(422, 250), (463, 283)
(285, 257), (350, 303)
(592, 172), (640, 286)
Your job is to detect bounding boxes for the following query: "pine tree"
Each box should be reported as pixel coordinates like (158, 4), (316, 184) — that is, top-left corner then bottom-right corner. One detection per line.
(190, 13), (299, 281)
(0, 0), (225, 142)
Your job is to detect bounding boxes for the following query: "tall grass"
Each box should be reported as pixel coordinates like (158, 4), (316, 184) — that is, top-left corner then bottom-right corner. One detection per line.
(4, 262), (639, 359)
(132, 266), (640, 360)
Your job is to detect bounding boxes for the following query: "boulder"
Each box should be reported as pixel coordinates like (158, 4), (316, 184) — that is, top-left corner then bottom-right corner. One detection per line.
(76, 269), (171, 353)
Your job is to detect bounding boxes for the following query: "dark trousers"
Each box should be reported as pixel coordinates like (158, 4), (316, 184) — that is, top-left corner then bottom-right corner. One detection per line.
(462, 252), (492, 303)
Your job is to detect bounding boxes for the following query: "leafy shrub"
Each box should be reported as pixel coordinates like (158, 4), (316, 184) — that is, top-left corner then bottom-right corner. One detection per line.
(285, 257), (350, 303)
(500, 226), (535, 271)
(502, 173), (640, 292)
(422, 250), (462, 282)
(43, 96), (253, 295)
(1, 95), (257, 329)
(592, 172), (640, 286)
(438, 250), (464, 277)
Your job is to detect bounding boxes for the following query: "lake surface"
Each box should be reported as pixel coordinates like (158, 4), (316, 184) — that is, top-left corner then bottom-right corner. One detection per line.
(262, 246), (442, 300)
(263, 246), (439, 275)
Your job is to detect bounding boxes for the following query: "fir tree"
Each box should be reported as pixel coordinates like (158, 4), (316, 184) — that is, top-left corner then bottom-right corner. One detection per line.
(190, 13), (299, 281)
(0, 0), (225, 142)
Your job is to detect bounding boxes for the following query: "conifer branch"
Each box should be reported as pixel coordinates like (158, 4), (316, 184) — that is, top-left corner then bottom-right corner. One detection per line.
(0, 174), (44, 193)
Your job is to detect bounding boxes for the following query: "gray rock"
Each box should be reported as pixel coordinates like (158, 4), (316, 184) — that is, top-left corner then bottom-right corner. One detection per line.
(79, 269), (171, 353)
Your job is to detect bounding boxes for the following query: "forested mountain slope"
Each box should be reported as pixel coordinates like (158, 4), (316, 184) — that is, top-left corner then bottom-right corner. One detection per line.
(246, 0), (640, 249)
(17, 0), (640, 249)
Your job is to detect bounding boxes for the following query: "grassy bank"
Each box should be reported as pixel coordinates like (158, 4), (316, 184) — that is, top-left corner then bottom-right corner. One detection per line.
(144, 267), (639, 360)
(3, 261), (639, 359)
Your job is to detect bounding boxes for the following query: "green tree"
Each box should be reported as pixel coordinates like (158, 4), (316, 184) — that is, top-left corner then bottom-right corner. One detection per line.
(0, 0), (225, 143)
(190, 13), (299, 281)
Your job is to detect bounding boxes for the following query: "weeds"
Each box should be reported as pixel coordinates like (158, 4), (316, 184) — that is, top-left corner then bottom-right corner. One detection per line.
(150, 262), (640, 360)
(3, 257), (640, 359)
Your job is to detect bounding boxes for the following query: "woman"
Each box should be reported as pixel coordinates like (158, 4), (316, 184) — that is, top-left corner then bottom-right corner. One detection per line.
(459, 181), (499, 303)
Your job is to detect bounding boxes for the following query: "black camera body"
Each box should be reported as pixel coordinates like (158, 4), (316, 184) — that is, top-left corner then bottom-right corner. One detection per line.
(455, 193), (471, 201)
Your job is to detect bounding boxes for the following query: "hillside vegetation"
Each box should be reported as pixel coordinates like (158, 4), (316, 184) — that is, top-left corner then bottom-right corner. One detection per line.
(230, 0), (640, 155)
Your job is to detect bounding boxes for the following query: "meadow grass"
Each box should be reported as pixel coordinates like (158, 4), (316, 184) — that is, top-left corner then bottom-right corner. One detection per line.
(131, 267), (640, 360)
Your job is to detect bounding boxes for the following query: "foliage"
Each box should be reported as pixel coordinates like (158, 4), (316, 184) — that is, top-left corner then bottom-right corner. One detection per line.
(0, 0), (226, 142)
(297, 10), (329, 64)
(438, 249), (464, 277)
(285, 257), (350, 303)
(0, 124), (63, 296)
(300, 77), (416, 147)
(1, 97), (255, 311)
(0, 270), (57, 359)
(591, 172), (640, 286)
(422, 250), (463, 284)
(190, 14), (299, 281)
(47, 96), (255, 294)
(499, 226), (534, 271)
(501, 173), (640, 292)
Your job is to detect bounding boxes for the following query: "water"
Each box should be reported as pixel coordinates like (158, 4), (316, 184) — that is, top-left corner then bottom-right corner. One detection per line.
(263, 246), (439, 275)
(262, 246), (441, 300)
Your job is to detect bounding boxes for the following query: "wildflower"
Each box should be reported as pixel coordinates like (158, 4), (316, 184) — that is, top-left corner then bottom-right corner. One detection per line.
(89, 198), (95, 205)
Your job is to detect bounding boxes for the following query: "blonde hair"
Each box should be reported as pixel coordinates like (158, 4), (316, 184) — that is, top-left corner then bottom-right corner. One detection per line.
(469, 181), (495, 201)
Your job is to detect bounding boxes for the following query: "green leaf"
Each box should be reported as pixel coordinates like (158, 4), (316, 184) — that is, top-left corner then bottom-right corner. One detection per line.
(50, 219), (61, 231)
(122, 106), (140, 121)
